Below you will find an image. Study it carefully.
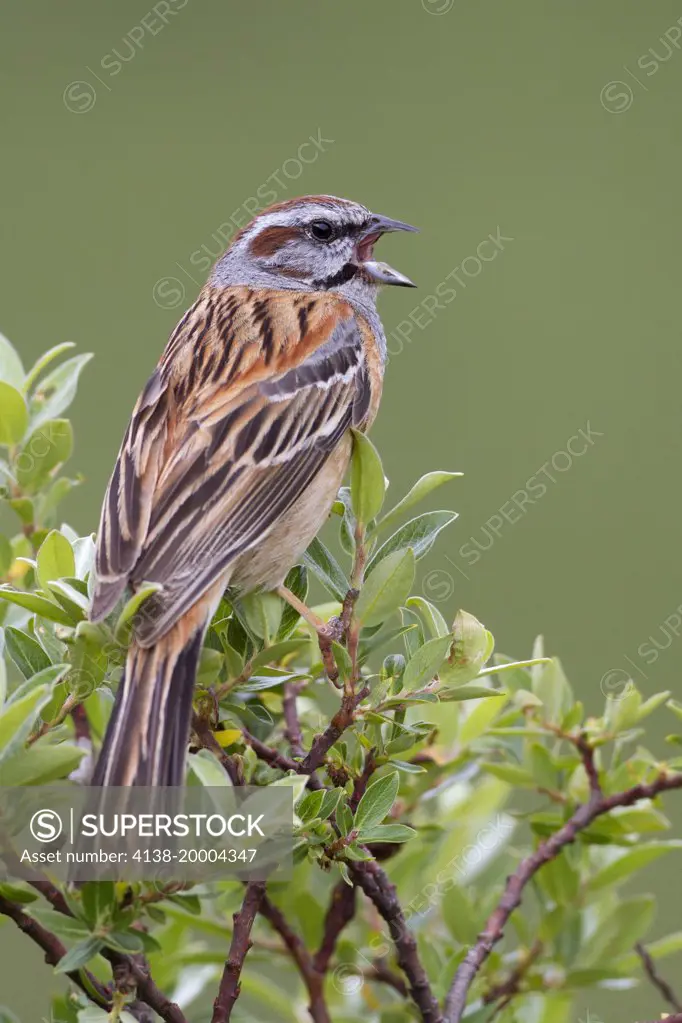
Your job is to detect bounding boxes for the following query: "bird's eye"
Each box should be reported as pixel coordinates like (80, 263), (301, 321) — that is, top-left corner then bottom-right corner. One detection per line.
(310, 219), (334, 242)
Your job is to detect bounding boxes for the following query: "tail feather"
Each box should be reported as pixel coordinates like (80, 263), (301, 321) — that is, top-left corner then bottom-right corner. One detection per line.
(93, 631), (203, 787)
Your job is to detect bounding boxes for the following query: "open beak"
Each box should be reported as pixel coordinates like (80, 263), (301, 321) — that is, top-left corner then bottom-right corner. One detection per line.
(357, 213), (419, 288)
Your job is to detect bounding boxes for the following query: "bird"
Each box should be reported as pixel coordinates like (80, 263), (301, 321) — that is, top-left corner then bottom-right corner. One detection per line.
(89, 194), (417, 788)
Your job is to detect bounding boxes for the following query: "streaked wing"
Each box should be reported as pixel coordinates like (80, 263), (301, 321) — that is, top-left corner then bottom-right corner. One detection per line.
(91, 286), (375, 643)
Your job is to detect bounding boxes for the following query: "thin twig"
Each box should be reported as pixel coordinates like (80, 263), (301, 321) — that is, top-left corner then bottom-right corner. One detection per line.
(636, 941), (682, 1012)
(0, 847), (187, 1023)
(0, 893), (112, 1010)
(350, 858), (443, 1023)
(283, 680), (306, 758)
(313, 880), (357, 974)
(349, 748), (377, 812)
(211, 881), (266, 1022)
(364, 961), (409, 997)
(444, 769), (682, 1022)
(259, 894), (331, 1023)
(482, 940), (543, 1011)
(300, 685), (369, 774)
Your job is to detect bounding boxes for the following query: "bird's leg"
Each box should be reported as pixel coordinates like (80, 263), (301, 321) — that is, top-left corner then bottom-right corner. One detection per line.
(277, 585), (342, 686)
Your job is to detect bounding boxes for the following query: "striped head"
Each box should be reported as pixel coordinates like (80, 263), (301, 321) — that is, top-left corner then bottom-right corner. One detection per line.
(210, 195), (417, 306)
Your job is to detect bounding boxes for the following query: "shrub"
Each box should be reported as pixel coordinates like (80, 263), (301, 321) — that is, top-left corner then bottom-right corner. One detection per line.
(0, 334), (681, 1023)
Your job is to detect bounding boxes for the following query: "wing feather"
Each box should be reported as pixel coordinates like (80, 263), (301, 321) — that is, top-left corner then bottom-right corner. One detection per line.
(91, 287), (375, 641)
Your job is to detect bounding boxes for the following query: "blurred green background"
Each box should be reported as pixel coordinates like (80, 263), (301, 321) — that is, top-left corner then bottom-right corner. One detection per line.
(2, 0), (682, 1018)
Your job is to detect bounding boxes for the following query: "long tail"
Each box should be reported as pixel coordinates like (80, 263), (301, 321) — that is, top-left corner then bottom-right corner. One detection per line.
(92, 630), (203, 787)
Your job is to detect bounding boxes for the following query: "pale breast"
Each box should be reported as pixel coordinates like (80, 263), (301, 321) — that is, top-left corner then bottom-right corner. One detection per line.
(229, 431), (352, 594)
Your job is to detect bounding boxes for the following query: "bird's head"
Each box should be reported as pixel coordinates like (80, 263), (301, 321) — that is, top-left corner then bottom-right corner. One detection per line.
(211, 195), (418, 302)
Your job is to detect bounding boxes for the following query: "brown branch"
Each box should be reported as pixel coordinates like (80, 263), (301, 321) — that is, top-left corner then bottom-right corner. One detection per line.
(349, 748), (377, 812)
(636, 941), (682, 1012)
(0, 893), (111, 1010)
(364, 961), (408, 997)
(300, 685), (369, 774)
(211, 881), (266, 1022)
(350, 858), (443, 1023)
(259, 894), (330, 1023)
(444, 769), (682, 1022)
(572, 731), (602, 797)
(482, 940), (543, 1012)
(102, 952), (187, 1023)
(283, 680), (305, 758)
(313, 880), (357, 974)
(0, 847), (187, 1023)
(242, 727), (301, 773)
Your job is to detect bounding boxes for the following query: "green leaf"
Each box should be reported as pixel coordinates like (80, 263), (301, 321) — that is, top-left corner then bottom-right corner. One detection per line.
(587, 842), (682, 892)
(238, 592), (282, 644)
(4, 626), (51, 678)
(378, 471), (462, 532)
(6, 663), (69, 705)
(37, 530), (76, 590)
(0, 535), (12, 576)
(481, 762), (535, 785)
(80, 881), (116, 927)
(240, 669), (307, 692)
(0, 630), (6, 706)
(439, 610), (494, 687)
(527, 742), (557, 790)
(15, 419), (73, 492)
(577, 895), (655, 965)
(23, 342), (76, 393)
(48, 579), (89, 619)
(0, 741), (85, 785)
(0, 683), (54, 763)
(188, 749), (232, 787)
(406, 595), (449, 638)
(251, 637), (309, 668)
(0, 586), (73, 625)
(104, 930), (145, 954)
(0, 383), (28, 445)
(302, 537), (349, 602)
(114, 582), (163, 640)
(337, 801), (353, 836)
(367, 511), (458, 573)
(54, 936), (104, 974)
(355, 771), (399, 833)
(355, 823), (416, 843)
(30, 353), (93, 430)
(458, 693), (506, 743)
(0, 333), (25, 389)
(276, 564), (309, 640)
(355, 548), (415, 627)
(318, 787), (345, 820)
(402, 634), (452, 691)
(440, 685), (506, 702)
(350, 429), (385, 524)
(0, 882), (38, 904)
(442, 885), (479, 945)
(30, 907), (90, 942)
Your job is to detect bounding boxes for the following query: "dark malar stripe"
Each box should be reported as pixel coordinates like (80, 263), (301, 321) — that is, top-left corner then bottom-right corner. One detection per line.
(313, 263), (358, 290)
